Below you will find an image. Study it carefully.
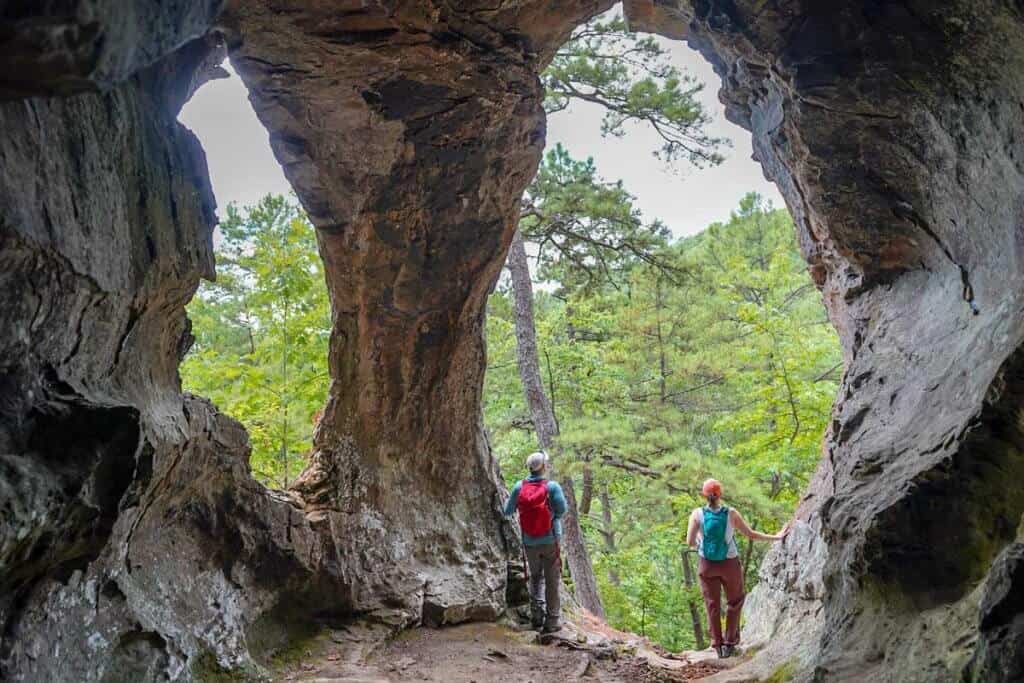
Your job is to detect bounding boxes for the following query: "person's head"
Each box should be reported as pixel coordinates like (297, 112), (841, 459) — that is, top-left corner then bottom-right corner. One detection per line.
(526, 451), (549, 476)
(702, 478), (723, 506)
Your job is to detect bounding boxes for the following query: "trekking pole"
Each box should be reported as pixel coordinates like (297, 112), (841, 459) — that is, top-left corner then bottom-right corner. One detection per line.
(519, 527), (535, 629)
(511, 503), (530, 606)
(521, 543), (530, 584)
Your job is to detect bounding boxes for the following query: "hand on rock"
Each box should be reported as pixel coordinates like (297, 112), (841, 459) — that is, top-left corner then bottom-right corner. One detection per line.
(775, 521), (793, 540)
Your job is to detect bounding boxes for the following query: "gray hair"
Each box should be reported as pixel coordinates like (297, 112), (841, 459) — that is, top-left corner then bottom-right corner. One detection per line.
(526, 451), (549, 473)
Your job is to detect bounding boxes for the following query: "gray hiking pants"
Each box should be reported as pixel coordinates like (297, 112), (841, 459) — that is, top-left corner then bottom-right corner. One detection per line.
(524, 541), (561, 627)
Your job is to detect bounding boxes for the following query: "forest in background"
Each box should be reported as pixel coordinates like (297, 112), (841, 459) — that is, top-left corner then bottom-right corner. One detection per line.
(486, 189), (839, 649)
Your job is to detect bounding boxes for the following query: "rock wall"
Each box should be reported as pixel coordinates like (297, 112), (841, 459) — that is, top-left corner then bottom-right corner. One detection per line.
(217, 0), (599, 626)
(625, 1), (1024, 680)
(2, 0), (1024, 681)
(0, 7), (326, 677)
(0, 0), (603, 679)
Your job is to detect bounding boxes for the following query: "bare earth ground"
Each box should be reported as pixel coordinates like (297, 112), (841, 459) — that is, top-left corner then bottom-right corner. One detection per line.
(270, 617), (738, 682)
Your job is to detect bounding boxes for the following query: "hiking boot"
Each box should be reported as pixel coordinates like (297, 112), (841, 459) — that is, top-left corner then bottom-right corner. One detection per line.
(715, 645), (728, 659)
(530, 619), (544, 630)
(721, 645), (737, 658)
(541, 621), (561, 634)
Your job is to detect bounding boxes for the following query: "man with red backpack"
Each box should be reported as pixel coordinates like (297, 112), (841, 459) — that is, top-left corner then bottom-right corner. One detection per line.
(504, 451), (568, 633)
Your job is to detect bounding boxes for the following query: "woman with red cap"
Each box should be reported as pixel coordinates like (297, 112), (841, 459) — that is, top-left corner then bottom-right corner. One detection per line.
(686, 478), (791, 659)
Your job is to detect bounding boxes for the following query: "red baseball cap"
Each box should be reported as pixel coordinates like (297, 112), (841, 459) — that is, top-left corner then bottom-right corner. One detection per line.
(702, 479), (723, 498)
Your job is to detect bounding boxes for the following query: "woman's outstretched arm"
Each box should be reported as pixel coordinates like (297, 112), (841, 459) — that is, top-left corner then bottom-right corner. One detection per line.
(730, 508), (791, 541)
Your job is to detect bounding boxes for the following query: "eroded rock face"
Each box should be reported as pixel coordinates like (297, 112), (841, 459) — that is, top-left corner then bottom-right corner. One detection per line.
(0, 9), (353, 677)
(2, 0), (1024, 680)
(0, 0), (226, 98)
(0, 29), (248, 677)
(0, 0), (602, 678)
(217, 0), (610, 626)
(626, 1), (1024, 680)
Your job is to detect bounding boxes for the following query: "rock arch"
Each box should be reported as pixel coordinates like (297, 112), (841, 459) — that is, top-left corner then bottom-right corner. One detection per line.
(0, 1), (1021, 680)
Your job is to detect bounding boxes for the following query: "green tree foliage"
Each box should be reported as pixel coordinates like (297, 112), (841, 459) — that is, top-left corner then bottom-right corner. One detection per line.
(679, 195), (840, 498)
(544, 15), (727, 166)
(486, 194), (841, 649)
(181, 195), (330, 488)
(500, 13), (736, 625)
(521, 144), (675, 292)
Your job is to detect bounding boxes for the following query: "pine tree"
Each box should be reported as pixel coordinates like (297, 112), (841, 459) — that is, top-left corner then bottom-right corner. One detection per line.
(503, 12), (726, 617)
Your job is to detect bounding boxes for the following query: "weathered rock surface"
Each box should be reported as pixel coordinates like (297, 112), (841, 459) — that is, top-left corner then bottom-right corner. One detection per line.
(215, 0), (617, 628)
(971, 540), (1024, 681)
(626, 1), (1024, 680)
(0, 0), (226, 98)
(0, 25), (272, 676)
(0, 0), (601, 678)
(2, 0), (1024, 680)
(0, 10), (353, 678)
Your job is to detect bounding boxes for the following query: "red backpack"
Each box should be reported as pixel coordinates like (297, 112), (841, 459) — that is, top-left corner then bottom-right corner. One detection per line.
(517, 480), (553, 537)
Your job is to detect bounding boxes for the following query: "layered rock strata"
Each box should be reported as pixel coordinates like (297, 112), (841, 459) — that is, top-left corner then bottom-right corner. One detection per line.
(0, 0), (603, 678)
(0, 9), (317, 676)
(625, 1), (1024, 680)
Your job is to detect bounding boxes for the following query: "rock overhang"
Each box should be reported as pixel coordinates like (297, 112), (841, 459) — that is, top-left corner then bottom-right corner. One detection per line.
(1, 1), (1023, 680)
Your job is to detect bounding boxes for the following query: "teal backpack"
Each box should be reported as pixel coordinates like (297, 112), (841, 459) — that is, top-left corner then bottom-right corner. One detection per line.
(701, 506), (730, 561)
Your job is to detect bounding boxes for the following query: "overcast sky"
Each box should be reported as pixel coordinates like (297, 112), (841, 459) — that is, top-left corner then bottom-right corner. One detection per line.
(179, 24), (784, 239)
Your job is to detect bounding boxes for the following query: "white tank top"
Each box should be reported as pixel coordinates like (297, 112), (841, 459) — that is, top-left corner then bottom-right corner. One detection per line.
(697, 507), (740, 560)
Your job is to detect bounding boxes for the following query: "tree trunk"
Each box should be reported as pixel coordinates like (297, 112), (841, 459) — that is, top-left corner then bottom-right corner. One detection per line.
(560, 477), (606, 616)
(509, 230), (559, 445)
(599, 483), (620, 586)
(681, 549), (707, 650)
(655, 277), (668, 406)
(580, 462), (594, 516)
(507, 229), (606, 618)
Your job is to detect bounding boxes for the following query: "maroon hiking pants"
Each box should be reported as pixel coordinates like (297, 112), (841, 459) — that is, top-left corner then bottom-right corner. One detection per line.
(698, 556), (745, 647)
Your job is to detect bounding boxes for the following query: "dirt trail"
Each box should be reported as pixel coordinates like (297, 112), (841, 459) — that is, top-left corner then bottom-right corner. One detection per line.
(272, 619), (736, 682)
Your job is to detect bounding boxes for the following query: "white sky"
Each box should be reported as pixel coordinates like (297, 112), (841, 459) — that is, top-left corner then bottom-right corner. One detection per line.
(179, 24), (783, 239)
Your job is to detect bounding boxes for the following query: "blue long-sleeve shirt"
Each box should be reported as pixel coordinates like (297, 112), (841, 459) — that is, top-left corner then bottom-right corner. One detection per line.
(504, 474), (567, 546)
